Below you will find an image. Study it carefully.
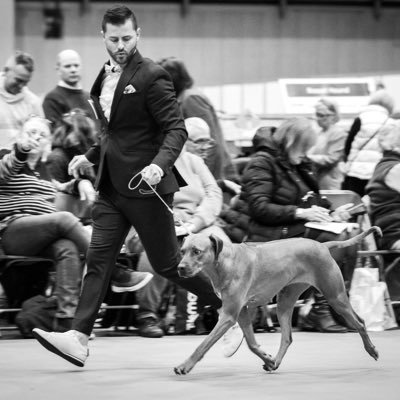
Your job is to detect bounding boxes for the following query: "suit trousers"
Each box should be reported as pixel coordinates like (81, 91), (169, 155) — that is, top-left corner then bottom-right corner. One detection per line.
(72, 187), (221, 335)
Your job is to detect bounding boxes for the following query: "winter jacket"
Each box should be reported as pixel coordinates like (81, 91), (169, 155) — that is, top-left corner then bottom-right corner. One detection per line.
(222, 130), (328, 242)
(366, 151), (400, 249)
(345, 105), (391, 181)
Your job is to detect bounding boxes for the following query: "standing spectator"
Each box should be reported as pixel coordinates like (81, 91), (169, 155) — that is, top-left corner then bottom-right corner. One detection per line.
(342, 89), (395, 196)
(157, 57), (238, 182)
(42, 49), (94, 127)
(0, 51), (44, 150)
(307, 98), (347, 190)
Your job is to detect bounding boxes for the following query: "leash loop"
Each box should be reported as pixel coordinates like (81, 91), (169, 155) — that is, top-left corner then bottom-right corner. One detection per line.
(128, 172), (179, 221)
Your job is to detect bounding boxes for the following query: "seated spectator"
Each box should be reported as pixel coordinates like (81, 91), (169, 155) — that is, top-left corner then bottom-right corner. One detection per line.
(307, 98), (347, 189)
(342, 89), (395, 196)
(366, 120), (400, 250)
(133, 117), (231, 338)
(0, 116), (152, 332)
(221, 118), (356, 333)
(185, 117), (241, 198)
(46, 108), (97, 222)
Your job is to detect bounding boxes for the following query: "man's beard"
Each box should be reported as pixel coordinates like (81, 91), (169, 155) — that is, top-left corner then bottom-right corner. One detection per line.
(111, 46), (136, 66)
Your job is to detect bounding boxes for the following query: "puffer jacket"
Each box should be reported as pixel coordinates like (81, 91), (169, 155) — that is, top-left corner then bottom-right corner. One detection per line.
(345, 104), (391, 180)
(222, 130), (327, 242)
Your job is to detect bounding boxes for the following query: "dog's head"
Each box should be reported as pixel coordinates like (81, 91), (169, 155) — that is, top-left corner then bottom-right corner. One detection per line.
(177, 233), (224, 278)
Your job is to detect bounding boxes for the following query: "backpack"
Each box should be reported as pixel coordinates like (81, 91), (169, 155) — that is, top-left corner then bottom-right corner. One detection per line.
(14, 295), (57, 338)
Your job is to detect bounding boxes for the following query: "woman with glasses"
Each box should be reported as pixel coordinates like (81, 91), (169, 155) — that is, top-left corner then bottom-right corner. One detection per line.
(307, 98), (347, 190)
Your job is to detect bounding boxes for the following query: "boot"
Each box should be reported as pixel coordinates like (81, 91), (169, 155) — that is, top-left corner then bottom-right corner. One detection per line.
(299, 292), (348, 333)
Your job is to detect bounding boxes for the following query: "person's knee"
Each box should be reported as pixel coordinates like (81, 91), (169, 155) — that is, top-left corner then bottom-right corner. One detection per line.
(52, 211), (81, 231)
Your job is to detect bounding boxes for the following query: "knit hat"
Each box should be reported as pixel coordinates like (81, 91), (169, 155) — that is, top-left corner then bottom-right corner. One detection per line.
(184, 117), (211, 141)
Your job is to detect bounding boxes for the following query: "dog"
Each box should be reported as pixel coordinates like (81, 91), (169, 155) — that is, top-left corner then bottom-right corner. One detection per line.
(174, 227), (380, 375)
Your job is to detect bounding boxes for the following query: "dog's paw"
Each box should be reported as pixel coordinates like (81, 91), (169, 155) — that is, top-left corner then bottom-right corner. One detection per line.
(262, 354), (277, 372)
(174, 363), (192, 375)
(367, 345), (379, 361)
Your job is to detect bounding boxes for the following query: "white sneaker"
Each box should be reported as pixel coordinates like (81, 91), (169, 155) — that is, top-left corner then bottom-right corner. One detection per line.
(221, 322), (244, 358)
(32, 329), (89, 367)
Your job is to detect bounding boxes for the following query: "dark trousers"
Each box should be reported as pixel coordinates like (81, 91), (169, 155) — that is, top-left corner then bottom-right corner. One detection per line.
(72, 187), (221, 335)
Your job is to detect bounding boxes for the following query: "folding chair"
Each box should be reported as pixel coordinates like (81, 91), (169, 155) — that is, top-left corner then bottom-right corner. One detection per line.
(0, 253), (55, 333)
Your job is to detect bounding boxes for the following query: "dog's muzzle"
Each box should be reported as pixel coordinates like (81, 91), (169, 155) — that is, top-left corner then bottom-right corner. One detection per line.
(177, 262), (197, 278)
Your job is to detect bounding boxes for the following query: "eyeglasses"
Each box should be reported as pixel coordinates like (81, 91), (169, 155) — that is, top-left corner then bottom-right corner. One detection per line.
(315, 112), (334, 119)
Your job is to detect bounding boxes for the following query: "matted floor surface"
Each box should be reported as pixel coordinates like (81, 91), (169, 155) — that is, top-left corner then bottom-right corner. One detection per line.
(0, 329), (399, 400)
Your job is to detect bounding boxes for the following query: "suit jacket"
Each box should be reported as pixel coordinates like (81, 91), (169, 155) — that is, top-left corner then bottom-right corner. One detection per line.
(85, 50), (187, 197)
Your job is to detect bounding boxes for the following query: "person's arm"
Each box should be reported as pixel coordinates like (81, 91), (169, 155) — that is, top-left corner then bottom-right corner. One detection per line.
(185, 155), (223, 232)
(307, 127), (347, 167)
(145, 69), (187, 175)
(0, 146), (28, 183)
(242, 155), (298, 225)
(385, 164), (400, 193)
(344, 117), (361, 161)
(42, 93), (65, 126)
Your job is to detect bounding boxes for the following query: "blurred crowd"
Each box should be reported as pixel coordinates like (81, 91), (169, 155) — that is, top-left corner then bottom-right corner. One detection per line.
(1, 47), (400, 338)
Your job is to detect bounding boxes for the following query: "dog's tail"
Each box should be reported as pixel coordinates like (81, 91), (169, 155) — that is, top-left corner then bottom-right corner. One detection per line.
(323, 226), (382, 250)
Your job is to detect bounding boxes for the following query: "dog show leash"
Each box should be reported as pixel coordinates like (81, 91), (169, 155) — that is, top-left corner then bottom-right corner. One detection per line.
(128, 171), (190, 234)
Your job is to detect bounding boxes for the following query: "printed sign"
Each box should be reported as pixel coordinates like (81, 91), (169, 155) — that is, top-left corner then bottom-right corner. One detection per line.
(279, 77), (376, 114)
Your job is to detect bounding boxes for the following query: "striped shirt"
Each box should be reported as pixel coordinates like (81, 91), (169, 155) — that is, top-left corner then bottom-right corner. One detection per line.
(0, 147), (57, 221)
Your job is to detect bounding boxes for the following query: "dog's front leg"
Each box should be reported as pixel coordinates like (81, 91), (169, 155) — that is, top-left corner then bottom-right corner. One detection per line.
(174, 313), (236, 375)
(238, 306), (276, 371)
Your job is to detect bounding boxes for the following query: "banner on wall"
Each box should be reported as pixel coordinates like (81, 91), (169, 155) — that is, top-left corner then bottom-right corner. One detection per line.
(279, 77), (376, 114)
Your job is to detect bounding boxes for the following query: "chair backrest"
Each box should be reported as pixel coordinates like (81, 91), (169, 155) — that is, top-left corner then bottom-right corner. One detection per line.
(319, 190), (362, 210)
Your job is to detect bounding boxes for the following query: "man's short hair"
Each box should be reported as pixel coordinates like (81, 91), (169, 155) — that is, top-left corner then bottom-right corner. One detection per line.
(102, 4), (138, 32)
(5, 50), (35, 73)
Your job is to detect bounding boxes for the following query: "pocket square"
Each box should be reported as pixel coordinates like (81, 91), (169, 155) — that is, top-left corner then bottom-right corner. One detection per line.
(123, 84), (136, 94)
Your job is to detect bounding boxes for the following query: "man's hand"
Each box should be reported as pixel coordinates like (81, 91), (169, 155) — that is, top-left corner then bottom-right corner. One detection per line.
(141, 163), (163, 186)
(68, 155), (94, 179)
(77, 179), (97, 203)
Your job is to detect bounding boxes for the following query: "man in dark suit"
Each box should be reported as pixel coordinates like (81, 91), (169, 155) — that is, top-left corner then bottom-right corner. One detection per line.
(32, 4), (244, 368)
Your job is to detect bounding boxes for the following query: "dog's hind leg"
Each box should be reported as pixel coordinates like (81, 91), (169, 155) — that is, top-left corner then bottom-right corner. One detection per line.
(274, 283), (310, 370)
(237, 306), (276, 371)
(316, 264), (379, 361)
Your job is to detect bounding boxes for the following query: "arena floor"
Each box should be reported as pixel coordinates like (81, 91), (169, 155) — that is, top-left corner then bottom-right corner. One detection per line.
(0, 329), (399, 400)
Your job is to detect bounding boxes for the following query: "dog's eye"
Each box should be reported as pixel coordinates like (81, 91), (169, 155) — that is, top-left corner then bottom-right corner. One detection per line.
(193, 248), (201, 255)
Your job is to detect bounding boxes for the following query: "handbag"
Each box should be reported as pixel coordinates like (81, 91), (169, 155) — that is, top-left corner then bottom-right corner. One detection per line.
(349, 267), (397, 331)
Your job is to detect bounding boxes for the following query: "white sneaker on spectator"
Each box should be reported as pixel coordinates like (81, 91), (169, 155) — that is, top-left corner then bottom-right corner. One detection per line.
(222, 322), (244, 357)
(32, 329), (89, 367)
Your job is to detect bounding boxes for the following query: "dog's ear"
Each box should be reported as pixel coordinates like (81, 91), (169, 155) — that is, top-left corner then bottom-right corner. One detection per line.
(209, 234), (223, 260)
